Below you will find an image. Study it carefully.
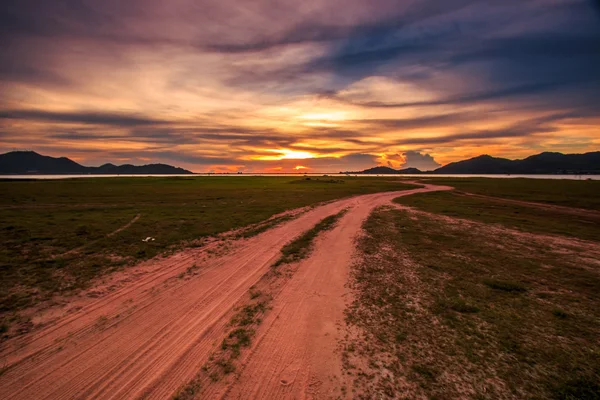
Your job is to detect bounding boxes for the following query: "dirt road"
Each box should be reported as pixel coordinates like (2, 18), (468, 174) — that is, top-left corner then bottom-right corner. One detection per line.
(0, 183), (450, 400)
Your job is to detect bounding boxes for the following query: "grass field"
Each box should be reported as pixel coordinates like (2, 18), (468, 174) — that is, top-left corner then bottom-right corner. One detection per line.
(0, 176), (415, 315)
(344, 206), (600, 399)
(419, 177), (600, 210)
(394, 191), (600, 241)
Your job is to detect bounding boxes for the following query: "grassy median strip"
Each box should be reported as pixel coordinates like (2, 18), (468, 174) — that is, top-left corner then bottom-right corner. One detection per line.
(343, 206), (600, 399)
(273, 209), (348, 267)
(172, 287), (273, 399)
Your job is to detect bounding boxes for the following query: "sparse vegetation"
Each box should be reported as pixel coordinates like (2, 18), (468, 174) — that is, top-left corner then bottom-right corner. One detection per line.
(273, 209), (348, 267)
(447, 299), (480, 313)
(343, 205), (600, 399)
(418, 177), (600, 210)
(197, 289), (272, 384)
(394, 190), (600, 241)
(178, 264), (200, 279)
(172, 377), (201, 400)
(249, 288), (261, 299)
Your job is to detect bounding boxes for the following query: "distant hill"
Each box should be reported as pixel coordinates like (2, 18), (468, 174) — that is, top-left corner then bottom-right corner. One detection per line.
(346, 151), (600, 175)
(434, 155), (514, 174)
(0, 151), (193, 175)
(435, 151), (600, 174)
(344, 166), (423, 174)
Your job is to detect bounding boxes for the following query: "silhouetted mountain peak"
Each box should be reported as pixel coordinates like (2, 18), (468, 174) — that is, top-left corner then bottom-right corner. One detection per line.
(0, 151), (193, 174)
(349, 151), (599, 175)
(435, 151), (599, 174)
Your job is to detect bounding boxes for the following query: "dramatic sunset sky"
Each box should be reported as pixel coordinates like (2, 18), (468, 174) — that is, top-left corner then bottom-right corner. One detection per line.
(1, 0), (599, 172)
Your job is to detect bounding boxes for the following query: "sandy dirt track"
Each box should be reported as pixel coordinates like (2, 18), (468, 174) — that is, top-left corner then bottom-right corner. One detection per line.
(0, 183), (449, 400)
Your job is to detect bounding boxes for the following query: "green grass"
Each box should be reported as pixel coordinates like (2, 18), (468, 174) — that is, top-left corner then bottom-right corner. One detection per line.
(0, 176), (415, 316)
(344, 206), (600, 399)
(273, 209), (348, 266)
(419, 177), (600, 210)
(394, 191), (600, 241)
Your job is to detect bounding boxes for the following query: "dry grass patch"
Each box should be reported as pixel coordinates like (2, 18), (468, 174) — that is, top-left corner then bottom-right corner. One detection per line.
(343, 206), (600, 399)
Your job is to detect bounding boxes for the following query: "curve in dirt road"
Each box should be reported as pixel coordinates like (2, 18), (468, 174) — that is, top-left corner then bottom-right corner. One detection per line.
(0, 183), (451, 400)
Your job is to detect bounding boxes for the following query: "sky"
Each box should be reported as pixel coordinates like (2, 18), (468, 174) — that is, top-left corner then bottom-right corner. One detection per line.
(1, 0), (599, 172)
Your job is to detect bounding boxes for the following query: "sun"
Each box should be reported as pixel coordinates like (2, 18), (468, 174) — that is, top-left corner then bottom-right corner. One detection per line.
(249, 149), (316, 161)
(280, 150), (313, 160)
(294, 165), (308, 170)
(296, 112), (347, 121)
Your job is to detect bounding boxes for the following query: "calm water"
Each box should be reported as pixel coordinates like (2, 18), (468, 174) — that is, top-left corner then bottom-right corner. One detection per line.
(1, 174), (599, 180)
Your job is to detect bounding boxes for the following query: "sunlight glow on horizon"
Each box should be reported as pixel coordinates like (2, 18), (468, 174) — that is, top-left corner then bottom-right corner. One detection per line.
(250, 149), (316, 161)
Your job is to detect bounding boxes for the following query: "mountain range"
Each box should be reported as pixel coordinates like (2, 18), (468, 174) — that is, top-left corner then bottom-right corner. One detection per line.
(344, 151), (600, 175)
(0, 151), (192, 175)
(1, 150), (599, 175)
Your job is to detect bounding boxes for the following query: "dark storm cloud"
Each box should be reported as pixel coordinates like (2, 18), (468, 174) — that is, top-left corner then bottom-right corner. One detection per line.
(0, 109), (170, 127)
